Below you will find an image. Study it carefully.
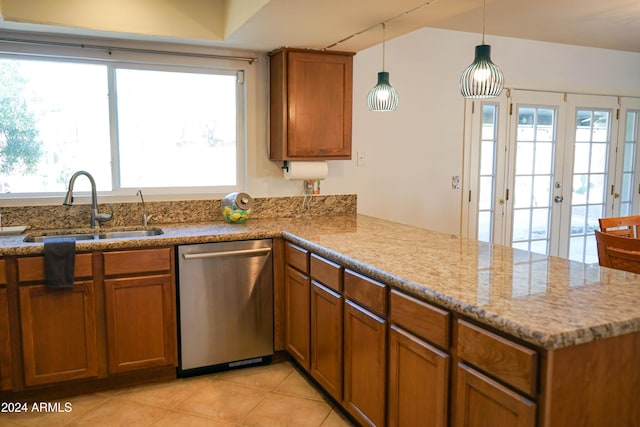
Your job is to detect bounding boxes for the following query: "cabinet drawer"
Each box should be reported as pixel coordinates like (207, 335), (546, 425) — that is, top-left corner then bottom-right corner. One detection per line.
(286, 242), (309, 273)
(390, 289), (450, 349)
(344, 270), (386, 316)
(310, 254), (343, 293)
(457, 319), (538, 396)
(17, 254), (93, 283)
(104, 247), (172, 276)
(0, 259), (6, 285)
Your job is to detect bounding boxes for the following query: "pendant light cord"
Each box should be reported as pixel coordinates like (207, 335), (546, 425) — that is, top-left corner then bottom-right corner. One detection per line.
(325, 0), (440, 50)
(482, 0), (486, 44)
(382, 23), (386, 71)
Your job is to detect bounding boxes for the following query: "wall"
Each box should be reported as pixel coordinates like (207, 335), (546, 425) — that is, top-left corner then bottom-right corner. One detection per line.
(2, 27), (640, 236)
(319, 27), (640, 235)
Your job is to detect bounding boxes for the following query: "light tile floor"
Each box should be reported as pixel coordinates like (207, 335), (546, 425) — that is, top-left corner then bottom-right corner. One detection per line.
(1, 361), (356, 426)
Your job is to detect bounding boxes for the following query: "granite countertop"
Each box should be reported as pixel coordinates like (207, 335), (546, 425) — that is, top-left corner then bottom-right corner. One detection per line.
(2, 214), (639, 351)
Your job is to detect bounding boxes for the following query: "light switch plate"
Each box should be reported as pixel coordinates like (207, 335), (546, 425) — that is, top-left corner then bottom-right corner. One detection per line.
(452, 175), (460, 189)
(357, 152), (366, 167)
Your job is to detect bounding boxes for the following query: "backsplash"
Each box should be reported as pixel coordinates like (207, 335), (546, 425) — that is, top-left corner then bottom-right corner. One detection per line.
(0, 194), (356, 230)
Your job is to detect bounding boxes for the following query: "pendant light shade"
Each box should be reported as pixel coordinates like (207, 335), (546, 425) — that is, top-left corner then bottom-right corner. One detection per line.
(367, 23), (398, 112)
(460, 44), (504, 98)
(460, 0), (504, 99)
(368, 71), (399, 111)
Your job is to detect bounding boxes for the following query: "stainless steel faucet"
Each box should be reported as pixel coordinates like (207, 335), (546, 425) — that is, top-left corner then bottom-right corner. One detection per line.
(136, 189), (151, 227)
(63, 170), (113, 228)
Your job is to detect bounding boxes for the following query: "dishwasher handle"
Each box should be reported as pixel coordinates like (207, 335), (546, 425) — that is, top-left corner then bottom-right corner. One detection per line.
(182, 247), (271, 260)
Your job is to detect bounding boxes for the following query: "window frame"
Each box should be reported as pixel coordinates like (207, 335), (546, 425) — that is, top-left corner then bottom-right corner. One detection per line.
(0, 39), (248, 204)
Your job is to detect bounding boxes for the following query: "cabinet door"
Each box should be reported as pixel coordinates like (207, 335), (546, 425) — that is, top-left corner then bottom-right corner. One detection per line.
(0, 287), (12, 391)
(19, 282), (99, 386)
(270, 49), (353, 160)
(105, 274), (176, 373)
(454, 363), (536, 427)
(310, 281), (343, 401)
(285, 265), (310, 370)
(388, 325), (449, 427)
(344, 299), (386, 427)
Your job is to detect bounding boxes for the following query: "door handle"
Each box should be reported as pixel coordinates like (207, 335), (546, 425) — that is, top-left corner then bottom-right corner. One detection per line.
(554, 195), (564, 203)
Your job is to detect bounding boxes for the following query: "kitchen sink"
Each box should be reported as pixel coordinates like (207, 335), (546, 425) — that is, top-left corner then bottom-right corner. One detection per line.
(23, 228), (164, 243)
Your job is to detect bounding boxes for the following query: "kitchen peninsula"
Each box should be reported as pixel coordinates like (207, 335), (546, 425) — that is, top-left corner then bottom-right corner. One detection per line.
(1, 213), (638, 426)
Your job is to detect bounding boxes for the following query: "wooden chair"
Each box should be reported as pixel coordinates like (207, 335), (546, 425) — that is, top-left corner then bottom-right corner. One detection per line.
(598, 215), (640, 238)
(594, 230), (640, 273)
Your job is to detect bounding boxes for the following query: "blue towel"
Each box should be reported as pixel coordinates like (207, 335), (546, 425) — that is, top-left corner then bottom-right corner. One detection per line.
(44, 237), (76, 288)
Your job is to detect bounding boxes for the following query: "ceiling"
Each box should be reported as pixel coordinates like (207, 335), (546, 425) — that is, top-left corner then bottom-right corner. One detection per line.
(1, 0), (639, 54)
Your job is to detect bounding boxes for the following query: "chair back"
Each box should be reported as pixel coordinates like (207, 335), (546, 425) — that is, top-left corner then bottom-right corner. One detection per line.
(595, 230), (640, 274)
(598, 215), (640, 238)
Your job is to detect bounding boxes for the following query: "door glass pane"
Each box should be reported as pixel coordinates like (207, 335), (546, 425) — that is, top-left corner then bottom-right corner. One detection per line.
(531, 208), (550, 240)
(477, 104), (499, 242)
(592, 111), (610, 142)
(514, 176), (533, 208)
(590, 143), (607, 173)
(620, 111), (639, 215)
(511, 106), (557, 255)
(478, 211), (492, 242)
(534, 142), (553, 174)
(515, 142), (534, 175)
(568, 108), (612, 263)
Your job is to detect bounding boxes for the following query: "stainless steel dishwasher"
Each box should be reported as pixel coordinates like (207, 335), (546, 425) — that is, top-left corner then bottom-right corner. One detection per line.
(177, 239), (273, 377)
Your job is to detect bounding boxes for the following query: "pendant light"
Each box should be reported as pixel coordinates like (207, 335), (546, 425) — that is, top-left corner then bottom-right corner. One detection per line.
(459, 0), (504, 98)
(367, 22), (399, 111)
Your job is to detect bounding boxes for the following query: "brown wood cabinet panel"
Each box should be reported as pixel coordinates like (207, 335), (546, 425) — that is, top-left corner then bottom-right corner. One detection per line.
(103, 247), (171, 276)
(269, 48), (354, 160)
(343, 299), (386, 427)
(310, 254), (343, 293)
(273, 238), (286, 352)
(388, 325), (449, 427)
(0, 259), (7, 285)
(457, 319), (538, 396)
(17, 253), (93, 283)
(344, 269), (387, 316)
(285, 265), (310, 370)
(390, 289), (450, 349)
(310, 281), (343, 401)
(540, 330), (640, 427)
(455, 363), (536, 427)
(0, 287), (12, 391)
(104, 274), (176, 373)
(19, 282), (99, 386)
(285, 241), (309, 273)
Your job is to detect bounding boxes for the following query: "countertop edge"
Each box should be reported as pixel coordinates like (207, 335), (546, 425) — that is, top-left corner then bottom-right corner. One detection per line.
(3, 219), (637, 351)
(282, 231), (640, 351)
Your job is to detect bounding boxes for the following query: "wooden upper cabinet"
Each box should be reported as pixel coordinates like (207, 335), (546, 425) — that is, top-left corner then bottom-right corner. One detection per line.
(269, 48), (354, 160)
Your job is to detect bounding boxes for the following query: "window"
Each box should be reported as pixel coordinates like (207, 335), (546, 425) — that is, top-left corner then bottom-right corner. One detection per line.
(0, 54), (244, 197)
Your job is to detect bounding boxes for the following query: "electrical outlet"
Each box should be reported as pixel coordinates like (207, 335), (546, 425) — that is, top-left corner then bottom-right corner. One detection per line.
(357, 152), (366, 167)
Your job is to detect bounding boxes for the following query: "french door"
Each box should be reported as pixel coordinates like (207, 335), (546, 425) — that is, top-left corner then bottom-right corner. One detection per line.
(465, 90), (640, 264)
